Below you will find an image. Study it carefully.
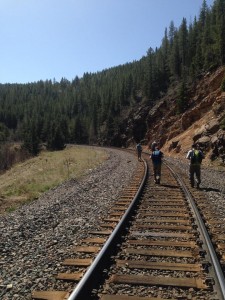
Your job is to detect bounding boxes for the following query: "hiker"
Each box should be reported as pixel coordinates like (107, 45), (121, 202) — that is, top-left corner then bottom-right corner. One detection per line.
(151, 141), (157, 151)
(150, 144), (164, 184)
(186, 143), (205, 188)
(136, 143), (142, 161)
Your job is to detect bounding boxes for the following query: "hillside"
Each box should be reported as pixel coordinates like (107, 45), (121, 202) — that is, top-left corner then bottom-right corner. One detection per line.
(128, 66), (225, 167)
(1, 0), (225, 159)
(0, 146), (108, 214)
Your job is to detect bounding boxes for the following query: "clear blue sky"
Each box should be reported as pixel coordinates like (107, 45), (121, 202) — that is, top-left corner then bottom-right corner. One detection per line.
(0, 0), (214, 84)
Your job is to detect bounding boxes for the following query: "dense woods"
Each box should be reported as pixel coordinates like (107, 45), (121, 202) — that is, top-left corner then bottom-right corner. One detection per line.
(0, 0), (225, 163)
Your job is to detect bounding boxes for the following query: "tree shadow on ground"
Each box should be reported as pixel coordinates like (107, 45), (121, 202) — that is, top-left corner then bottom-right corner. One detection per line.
(160, 184), (180, 189)
(201, 187), (221, 193)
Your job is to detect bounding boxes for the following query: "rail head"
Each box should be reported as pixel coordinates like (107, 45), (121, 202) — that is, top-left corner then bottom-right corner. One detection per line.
(164, 159), (225, 300)
(67, 159), (148, 300)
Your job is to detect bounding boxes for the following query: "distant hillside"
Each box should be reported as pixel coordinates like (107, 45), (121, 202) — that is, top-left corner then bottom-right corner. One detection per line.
(0, 0), (224, 168)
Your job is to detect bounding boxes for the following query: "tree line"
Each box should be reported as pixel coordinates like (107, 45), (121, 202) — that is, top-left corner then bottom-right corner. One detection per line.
(0, 0), (224, 159)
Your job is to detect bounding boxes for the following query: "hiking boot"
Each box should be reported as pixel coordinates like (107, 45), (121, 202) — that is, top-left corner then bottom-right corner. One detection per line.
(196, 182), (200, 189)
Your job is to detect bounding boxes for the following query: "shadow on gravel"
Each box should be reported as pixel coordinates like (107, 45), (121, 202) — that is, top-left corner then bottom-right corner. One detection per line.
(160, 184), (180, 189)
(202, 187), (221, 192)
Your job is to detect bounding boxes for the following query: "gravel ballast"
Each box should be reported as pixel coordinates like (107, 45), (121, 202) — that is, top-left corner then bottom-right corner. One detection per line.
(0, 149), (224, 300)
(0, 148), (139, 300)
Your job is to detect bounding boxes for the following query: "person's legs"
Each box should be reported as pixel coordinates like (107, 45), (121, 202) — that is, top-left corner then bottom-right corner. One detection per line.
(153, 164), (157, 182)
(189, 165), (195, 187)
(157, 164), (162, 183)
(155, 164), (161, 184)
(137, 152), (140, 160)
(195, 165), (201, 188)
(138, 151), (142, 161)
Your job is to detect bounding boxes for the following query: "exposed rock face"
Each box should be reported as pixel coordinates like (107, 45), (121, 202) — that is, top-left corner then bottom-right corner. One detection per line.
(109, 104), (150, 147)
(111, 66), (225, 166)
(141, 66), (225, 165)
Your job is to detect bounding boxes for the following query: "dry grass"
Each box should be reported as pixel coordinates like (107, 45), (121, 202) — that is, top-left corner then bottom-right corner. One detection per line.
(0, 145), (108, 213)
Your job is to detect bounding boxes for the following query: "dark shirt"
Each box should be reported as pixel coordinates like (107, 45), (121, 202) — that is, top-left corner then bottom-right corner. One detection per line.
(151, 150), (163, 164)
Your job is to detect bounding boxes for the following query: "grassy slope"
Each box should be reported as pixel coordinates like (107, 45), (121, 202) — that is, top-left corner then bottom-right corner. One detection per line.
(0, 145), (108, 213)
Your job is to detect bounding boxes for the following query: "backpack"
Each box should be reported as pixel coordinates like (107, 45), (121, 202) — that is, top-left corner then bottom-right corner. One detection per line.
(190, 150), (203, 164)
(151, 142), (157, 151)
(137, 144), (142, 151)
(151, 150), (162, 162)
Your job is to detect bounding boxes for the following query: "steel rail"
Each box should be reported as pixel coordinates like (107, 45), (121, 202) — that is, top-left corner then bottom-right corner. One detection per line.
(165, 160), (225, 300)
(67, 159), (148, 300)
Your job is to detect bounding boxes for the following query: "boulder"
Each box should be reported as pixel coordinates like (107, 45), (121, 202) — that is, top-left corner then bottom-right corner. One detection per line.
(197, 136), (211, 144)
(205, 119), (220, 135)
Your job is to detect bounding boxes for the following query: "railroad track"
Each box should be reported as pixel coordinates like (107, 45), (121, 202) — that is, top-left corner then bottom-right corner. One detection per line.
(32, 153), (225, 300)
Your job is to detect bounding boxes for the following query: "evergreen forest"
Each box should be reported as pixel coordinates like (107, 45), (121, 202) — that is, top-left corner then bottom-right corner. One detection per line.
(0, 0), (225, 163)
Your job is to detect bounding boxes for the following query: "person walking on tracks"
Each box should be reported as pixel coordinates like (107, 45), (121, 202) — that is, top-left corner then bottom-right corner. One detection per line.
(150, 144), (164, 184)
(151, 140), (157, 151)
(186, 143), (204, 188)
(136, 143), (142, 161)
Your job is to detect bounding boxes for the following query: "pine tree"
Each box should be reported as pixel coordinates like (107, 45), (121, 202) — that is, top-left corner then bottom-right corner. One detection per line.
(47, 121), (66, 151)
(179, 18), (189, 77)
(22, 120), (40, 155)
(177, 80), (188, 114)
(216, 0), (225, 64)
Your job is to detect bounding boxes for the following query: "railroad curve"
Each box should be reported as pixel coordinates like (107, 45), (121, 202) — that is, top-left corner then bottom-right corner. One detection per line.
(31, 150), (225, 300)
